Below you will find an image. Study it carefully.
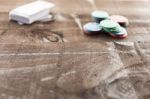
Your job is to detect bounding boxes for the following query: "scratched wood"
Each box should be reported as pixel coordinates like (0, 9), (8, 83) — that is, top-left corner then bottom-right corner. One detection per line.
(0, 0), (150, 99)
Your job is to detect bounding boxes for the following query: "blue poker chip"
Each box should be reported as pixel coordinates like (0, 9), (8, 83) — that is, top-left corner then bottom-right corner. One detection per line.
(83, 22), (102, 35)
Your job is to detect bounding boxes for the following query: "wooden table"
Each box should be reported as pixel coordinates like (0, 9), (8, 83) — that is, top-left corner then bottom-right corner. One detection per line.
(0, 0), (150, 99)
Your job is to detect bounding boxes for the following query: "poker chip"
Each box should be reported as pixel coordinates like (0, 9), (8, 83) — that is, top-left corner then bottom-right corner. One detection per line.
(83, 22), (102, 35)
(100, 20), (122, 33)
(100, 20), (128, 39)
(100, 20), (119, 29)
(91, 10), (109, 23)
(110, 15), (129, 27)
(108, 27), (128, 39)
(103, 25), (122, 34)
(112, 27), (126, 35)
(109, 32), (127, 39)
(83, 10), (129, 39)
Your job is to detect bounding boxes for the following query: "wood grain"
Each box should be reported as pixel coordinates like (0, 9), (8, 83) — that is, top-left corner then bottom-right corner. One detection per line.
(0, 0), (150, 99)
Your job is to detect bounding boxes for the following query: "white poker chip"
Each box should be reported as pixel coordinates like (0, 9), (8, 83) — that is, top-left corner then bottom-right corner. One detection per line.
(83, 22), (102, 34)
(91, 10), (109, 23)
(91, 10), (109, 19)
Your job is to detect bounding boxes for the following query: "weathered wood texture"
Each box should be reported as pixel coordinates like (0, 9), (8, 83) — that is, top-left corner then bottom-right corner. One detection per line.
(0, 0), (150, 99)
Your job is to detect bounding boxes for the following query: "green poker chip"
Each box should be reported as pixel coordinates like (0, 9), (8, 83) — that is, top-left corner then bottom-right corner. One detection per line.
(108, 27), (128, 39)
(112, 27), (127, 36)
(91, 10), (109, 23)
(100, 20), (125, 34)
(100, 20), (119, 29)
(103, 26), (122, 33)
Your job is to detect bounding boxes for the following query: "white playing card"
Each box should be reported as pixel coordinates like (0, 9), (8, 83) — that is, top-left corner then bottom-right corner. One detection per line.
(38, 14), (54, 22)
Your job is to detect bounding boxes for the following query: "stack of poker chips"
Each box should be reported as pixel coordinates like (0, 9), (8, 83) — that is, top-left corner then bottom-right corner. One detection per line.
(100, 20), (128, 39)
(83, 10), (129, 39)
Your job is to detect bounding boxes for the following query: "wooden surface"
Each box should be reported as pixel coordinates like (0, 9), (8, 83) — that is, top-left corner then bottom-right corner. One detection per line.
(0, 0), (150, 99)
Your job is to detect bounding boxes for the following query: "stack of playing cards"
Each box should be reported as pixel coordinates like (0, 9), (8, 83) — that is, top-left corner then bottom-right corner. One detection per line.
(9, 1), (55, 25)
